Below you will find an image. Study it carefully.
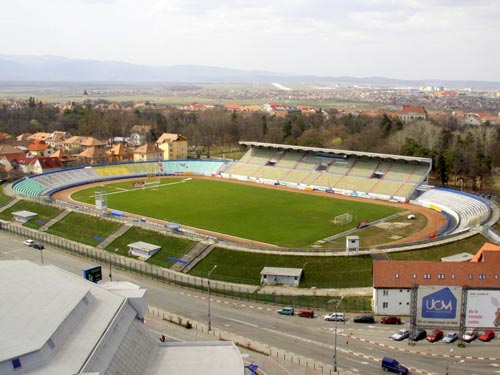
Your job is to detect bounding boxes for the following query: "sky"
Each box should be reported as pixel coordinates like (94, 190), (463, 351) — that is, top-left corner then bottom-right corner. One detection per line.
(1, 0), (500, 81)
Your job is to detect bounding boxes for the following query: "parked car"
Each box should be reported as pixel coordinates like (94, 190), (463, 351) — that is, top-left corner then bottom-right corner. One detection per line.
(277, 306), (294, 316)
(409, 329), (427, 341)
(381, 356), (409, 375)
(478, 330), (495, 342)
(380, 315), (401, 324)
(443, 332), (458, 343)
(463, 328), (478, 343)
(23, 239), (34, 246)
(392, 328), (410, 341)
(353, 315), (375, 323)
(32, 242), (44, 250)
(427, 329), (444, 343)
(324, 312), (345, 321)
(298, 310), (314, 318)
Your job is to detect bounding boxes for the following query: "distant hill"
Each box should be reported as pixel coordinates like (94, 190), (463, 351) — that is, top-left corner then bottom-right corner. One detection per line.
(0, 54), (499, 90)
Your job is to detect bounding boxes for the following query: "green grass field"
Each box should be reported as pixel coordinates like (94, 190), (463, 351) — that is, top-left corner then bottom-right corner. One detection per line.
(47, 212), (122, 246)
(190, 247), (374, 288)
(71, 178), (402, 247)
(104, 226), (195, 268)
(0, 200), (62, 229)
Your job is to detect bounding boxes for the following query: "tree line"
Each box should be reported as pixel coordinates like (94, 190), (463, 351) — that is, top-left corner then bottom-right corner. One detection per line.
(1, 99), (498, 192)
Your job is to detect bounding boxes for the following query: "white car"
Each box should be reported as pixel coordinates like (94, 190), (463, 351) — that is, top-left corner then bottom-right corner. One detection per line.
(324, 312), (345, 321)
(23, 239), (34, 246)
(443, 332), (458, 343)
(392, 328), (410, 341)
(463, 328), (478, 342)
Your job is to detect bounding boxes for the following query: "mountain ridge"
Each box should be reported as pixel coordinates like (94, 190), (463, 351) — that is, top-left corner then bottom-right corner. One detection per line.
(1, 54), (499, 90)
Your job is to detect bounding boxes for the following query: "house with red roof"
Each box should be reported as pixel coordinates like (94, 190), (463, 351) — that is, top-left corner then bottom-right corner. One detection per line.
(373, 243), (500, 315)
(28, 139), (53, 157)
(398, 105), (428, 123)
(133, 143), (162, 162)
(13, 153), (62, 174)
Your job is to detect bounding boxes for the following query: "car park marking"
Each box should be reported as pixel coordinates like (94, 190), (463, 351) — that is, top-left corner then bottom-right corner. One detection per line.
(344, 332), (500, 361)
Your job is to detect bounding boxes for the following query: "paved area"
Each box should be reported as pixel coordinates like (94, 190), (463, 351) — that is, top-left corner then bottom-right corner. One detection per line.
(145, 307), (345, 375)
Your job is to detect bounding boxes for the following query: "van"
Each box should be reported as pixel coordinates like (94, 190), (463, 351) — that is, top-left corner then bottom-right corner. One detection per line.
(381, 357), (408, 374)
(324, 312), (345, 321)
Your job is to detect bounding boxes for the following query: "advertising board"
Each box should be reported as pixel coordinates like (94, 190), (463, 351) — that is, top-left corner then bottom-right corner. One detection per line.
(416, 286), (462, 327)
(465, 290), (500, 328)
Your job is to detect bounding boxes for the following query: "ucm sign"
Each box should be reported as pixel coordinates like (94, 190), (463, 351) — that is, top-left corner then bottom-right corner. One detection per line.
(417, 286), (462, 327)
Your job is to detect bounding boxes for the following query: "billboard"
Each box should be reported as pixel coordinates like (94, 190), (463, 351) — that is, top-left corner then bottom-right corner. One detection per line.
(416, 286), (462, 327)
(465, 290), (500, 328)
(83, 265), (102, 283)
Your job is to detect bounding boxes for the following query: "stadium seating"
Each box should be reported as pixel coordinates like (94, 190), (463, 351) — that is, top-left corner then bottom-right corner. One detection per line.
(415, 188), (491, 232)
(12, 161), (225, 197)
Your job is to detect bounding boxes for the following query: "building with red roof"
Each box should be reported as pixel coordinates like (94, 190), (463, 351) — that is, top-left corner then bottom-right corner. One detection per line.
(398, 105), (428, 123)
(373, 243), (500, 315)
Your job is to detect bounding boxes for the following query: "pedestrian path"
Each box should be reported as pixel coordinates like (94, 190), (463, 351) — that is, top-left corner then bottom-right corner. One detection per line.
(39, 209), (71, 231)
(97, 223), (132, 249)
(0, 197), (20, 213)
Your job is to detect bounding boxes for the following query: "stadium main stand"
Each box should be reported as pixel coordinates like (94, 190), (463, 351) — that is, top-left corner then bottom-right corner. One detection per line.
(222, 142), (432, 202)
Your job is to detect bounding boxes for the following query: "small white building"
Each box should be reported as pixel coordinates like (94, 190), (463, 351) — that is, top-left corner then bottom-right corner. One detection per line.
(346, 235), (359, 254)
(127, 241), (161, 260)
(11, 210), (38, 223)
(260, 267), (303, 287)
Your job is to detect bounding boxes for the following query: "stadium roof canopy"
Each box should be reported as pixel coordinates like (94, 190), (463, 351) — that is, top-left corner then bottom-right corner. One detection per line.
(239, 141), (432, 165)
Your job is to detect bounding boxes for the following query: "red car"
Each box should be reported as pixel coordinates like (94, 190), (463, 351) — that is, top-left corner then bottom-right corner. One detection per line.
(427, 329), (444, 343)
(478, 330), (495, 342)
(380, 315), (401, 324)
(298, 310), (314, 318)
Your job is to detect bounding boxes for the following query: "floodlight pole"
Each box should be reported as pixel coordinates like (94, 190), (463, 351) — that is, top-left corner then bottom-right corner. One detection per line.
(39, 248), (44, 265)
(207, 265), (218, 331)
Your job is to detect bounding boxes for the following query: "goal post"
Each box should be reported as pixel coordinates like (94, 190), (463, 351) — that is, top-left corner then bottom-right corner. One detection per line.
(333, 213), (352, 225)
(143, 174), (160, 189)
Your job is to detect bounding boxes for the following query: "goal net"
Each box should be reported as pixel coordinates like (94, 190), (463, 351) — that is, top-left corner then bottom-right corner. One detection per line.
(143, 174), (160, 189)
(333, 213), (352, 225)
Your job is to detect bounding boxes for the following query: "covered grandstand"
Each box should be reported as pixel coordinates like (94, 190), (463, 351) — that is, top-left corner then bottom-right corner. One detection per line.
(222, 142), (433, 202)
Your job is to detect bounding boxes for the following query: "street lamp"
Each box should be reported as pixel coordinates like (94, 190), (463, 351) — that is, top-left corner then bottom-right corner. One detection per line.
(328, 296), (344, 373)
(207, 265), (217, 331)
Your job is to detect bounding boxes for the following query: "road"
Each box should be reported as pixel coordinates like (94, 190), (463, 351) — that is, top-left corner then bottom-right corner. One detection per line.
(1, 231), (499, 375)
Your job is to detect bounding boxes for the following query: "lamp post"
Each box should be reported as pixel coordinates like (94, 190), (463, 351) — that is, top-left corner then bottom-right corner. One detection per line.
(207, 265), (217, 331)
(328, 296), (344, 373)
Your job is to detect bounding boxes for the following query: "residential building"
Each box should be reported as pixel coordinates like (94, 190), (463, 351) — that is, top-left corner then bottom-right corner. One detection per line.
(28, 139), (53, 157)
(156, 133), (188, 160)
(398, 105), (428, 123)
(106, 143), (134, 162)
(133, 143), (162, 162)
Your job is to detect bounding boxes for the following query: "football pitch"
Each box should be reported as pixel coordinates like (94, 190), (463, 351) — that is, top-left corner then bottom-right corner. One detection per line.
(70, 177), (403, 247)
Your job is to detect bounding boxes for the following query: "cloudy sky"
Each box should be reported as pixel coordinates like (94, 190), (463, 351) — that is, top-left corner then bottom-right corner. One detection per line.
(2, 0), (500, 81)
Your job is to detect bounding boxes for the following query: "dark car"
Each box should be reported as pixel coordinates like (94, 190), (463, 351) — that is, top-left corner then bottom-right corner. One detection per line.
(298, 310), (314, 318)
(427, 329), (444, 343)
(353, 315), (375, 323)
(478, 330), (495, 342)
(409, 329), (427, 341)
(32, 242), (44, 250)
(380, 315), (401, 324)
(381, 356), (408, 375)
